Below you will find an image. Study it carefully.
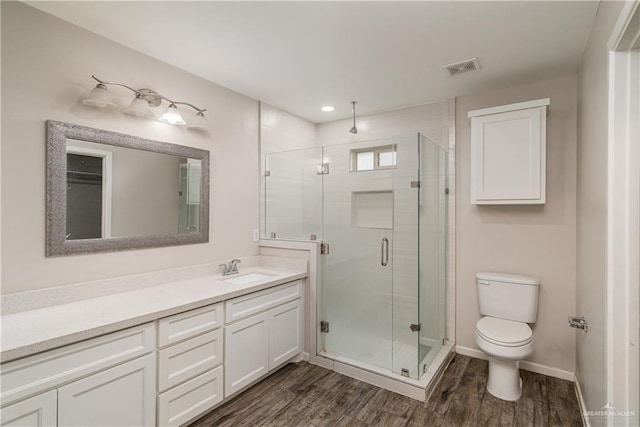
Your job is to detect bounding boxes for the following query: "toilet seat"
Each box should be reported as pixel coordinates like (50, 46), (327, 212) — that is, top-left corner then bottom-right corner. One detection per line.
(476, 316), (532, 347)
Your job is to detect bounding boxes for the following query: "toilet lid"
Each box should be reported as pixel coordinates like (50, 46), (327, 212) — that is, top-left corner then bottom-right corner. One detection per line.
(476, 316), (533, 347)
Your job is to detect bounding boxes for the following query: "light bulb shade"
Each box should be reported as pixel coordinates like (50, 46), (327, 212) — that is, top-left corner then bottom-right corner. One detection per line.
(187, 112), (210, 131)
(158, 104), (186, 125)
(123, 96), (155, 119)
(82, 84), (116, 108)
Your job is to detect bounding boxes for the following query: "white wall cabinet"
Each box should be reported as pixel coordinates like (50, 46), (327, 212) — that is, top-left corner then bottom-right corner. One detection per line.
(224, 280), (303, 397)
(0, 390), (57, 427)
(468, 98), (550, 205)
(57, 354), (155, 427)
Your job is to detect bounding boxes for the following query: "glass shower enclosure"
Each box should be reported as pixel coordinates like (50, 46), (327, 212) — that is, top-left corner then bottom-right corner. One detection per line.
(264, 133), (448, 380)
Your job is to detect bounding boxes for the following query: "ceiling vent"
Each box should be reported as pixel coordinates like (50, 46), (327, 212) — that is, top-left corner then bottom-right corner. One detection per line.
(442, 57), (480, 76)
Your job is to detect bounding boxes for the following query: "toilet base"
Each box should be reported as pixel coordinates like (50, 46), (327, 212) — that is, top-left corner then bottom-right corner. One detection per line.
(486, 357), (522, 401)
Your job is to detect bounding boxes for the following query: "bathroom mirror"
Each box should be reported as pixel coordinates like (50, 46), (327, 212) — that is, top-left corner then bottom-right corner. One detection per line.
(46, 120), (210, 256)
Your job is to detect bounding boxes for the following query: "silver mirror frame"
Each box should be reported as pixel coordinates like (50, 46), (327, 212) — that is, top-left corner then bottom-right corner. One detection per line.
(46, 120), (210, 256)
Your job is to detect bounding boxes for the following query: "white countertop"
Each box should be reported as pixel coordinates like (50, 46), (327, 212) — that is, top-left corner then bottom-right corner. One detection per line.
(1, 263), (306, 363)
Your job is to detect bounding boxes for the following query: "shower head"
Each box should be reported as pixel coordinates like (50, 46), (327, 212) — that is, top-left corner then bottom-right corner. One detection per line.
(349, 101), (358, 134)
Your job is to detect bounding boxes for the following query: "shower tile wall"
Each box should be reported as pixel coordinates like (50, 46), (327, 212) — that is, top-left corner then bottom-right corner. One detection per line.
(315, 102), (448, 149)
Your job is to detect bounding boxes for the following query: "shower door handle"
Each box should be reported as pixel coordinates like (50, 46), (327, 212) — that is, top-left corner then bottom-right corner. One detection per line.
(381, 238), (389, 266)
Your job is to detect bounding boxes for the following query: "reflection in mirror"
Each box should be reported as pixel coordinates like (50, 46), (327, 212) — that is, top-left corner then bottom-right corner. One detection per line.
(47, 120), (209, 256)
(65, 140), (202, 240)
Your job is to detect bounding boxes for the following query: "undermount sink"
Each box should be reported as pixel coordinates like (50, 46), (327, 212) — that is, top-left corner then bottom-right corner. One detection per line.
(220, 272), (276, 285)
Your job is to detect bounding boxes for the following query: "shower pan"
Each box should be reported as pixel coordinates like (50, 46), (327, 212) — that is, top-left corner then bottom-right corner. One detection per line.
(263, 133), (450, 398)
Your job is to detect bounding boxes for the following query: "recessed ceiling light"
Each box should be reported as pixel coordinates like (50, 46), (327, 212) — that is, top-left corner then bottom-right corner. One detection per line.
(321, 106), (335, 112)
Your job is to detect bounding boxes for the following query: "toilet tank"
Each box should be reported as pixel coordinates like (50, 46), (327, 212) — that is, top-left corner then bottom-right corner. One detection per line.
(476, 272), (540, 323)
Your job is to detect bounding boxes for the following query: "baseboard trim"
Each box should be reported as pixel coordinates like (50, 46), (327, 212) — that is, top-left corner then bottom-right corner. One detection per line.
(455, 345), (575, 382)
(574, 373), (591, 427)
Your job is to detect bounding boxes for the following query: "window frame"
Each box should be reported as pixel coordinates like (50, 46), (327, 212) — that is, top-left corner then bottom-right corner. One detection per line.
(350, 144), (397, 172)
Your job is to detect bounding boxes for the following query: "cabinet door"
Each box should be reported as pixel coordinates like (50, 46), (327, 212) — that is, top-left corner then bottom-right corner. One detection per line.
(224, 312), (269, 397)
(269, 299), (303, 369)
(57, 354), (155, 427)
(470, 105), (546, 204)
(0, 390), (57, 427)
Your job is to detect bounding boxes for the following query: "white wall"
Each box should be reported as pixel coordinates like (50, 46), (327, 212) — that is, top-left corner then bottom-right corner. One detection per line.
(576, 0), (626, 414)
(1, 2), (260, 294)
(456, 75), (578, 374)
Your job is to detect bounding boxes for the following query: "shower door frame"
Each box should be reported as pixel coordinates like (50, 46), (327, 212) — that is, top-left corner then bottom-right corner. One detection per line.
(317, 135), (425, 379)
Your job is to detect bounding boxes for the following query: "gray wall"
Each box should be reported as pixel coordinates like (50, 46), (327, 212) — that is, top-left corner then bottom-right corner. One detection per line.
(455, 74), (578, 374)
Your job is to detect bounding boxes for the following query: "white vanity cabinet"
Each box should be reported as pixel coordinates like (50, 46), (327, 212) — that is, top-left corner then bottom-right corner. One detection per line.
(156, 303), (224, 427)
(0, 323), (156, 427)
(468, 98), (550, 205)
(224, 280), (303, 397)
(1, 269), (307, 427)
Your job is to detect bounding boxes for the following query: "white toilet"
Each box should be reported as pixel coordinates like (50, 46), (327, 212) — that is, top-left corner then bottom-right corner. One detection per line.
(475, 272), (540, 401)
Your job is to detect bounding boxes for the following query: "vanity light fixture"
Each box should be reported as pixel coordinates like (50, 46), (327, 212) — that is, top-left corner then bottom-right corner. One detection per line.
(158, 103), (186, 125)
(188, 111), (210, 131)
(122, 94), (155, 119)
(83, 83), (116, 108)
(82, 75), (210, 131)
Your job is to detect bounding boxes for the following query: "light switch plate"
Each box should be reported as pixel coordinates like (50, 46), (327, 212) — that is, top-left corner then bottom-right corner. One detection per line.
(253, 228), (259, 242)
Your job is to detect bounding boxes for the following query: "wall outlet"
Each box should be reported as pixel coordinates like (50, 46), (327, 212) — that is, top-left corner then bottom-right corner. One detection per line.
(253, 228), (260, 242)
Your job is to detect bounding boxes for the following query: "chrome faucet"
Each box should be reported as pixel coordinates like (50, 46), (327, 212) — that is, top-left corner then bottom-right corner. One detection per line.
(219, 259), (241, 276)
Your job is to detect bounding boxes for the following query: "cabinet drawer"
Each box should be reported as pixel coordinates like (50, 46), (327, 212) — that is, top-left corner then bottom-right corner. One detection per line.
(1, 323), (155, 406)
(158, 303), (224, 348)
(158, 366), (223, 427)
(158, 329), (223, 393)
(225, 281), (302, 323)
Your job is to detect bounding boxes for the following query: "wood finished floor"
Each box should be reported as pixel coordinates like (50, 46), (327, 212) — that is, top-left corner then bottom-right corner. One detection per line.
(190, 355), (583, 426)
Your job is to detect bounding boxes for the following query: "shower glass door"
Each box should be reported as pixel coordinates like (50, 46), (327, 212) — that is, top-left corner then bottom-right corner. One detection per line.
(319, 135), (422, 378)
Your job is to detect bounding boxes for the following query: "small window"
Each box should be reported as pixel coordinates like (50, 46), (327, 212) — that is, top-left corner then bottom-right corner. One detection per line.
(356, 151), (375, 171)
(351, 145), (397, 172)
